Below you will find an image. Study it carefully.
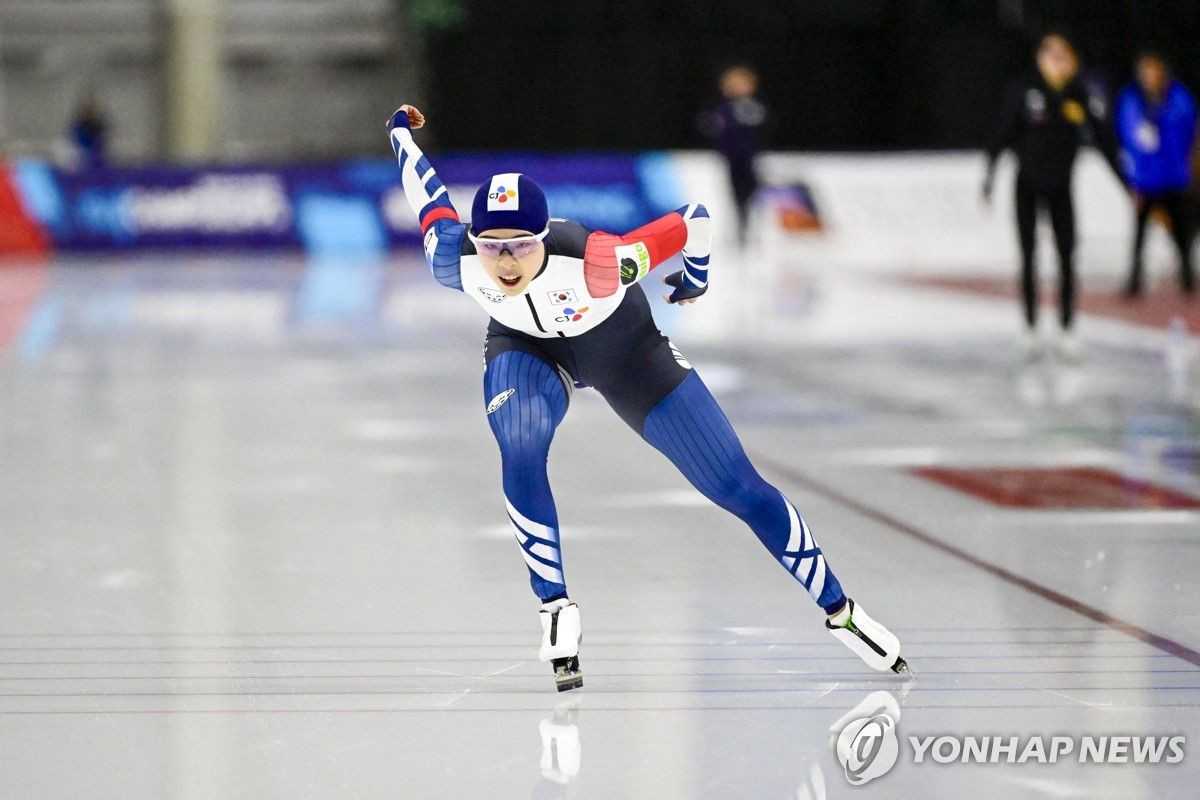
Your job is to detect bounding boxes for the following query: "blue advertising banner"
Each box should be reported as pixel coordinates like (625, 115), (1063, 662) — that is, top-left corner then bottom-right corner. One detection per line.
(14, 154), (685, 253)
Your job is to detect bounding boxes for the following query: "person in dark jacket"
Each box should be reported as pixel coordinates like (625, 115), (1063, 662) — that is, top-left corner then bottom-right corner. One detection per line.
(70, 93), (108, 168)
(984, 33), (1126, 361)
(1115, 51), (1197, 296)
(698, 65), (769, 246)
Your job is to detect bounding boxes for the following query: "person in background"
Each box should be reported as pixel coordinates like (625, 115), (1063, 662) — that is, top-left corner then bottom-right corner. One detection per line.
(70, 93), (108, 168)
(698, 65), (769, 246)
(1115, 51), (1197, 297)
(984, 32), (1126, 362)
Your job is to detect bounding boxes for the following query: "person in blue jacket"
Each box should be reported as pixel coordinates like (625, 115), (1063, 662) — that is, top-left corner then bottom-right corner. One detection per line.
(70, 93), (108, 169)
(1115, 51), (1197, 296)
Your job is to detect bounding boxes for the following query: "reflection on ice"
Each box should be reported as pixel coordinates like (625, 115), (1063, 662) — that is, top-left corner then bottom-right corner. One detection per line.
(533, 698), (582, 797)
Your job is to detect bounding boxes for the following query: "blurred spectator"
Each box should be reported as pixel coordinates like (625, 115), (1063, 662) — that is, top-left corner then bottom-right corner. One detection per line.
(698, 65), (769, 245)
(983, 33), (1125, 362)
(1116, 51), (1197, 297)
(70, 93), (109, 168)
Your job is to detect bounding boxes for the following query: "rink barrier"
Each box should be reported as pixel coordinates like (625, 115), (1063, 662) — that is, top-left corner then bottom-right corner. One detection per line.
(2, 155), (688, 254)
(5, 151), (1148, 275)
(0, 161), (49, 255)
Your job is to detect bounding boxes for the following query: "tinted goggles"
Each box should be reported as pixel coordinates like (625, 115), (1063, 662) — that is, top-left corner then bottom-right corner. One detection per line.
(468, 228), (550, 258)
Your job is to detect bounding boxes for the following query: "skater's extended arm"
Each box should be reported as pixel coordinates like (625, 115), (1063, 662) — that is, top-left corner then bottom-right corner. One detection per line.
(582, 204), (712, 303)
(386, 105), (466, 290)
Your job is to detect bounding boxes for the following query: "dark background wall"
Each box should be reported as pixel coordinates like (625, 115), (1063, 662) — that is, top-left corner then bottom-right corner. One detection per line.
(424, 0), (1200, 152)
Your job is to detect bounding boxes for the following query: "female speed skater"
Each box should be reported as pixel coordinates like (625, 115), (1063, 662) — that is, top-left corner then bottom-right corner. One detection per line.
(387, 104), (911, 691)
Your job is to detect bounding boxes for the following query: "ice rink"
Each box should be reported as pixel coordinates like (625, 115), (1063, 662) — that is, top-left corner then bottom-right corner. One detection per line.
(1, 245), (1198, 799)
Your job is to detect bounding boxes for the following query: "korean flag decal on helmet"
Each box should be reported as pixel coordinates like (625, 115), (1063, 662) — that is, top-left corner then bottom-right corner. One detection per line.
(487, 388), (516, 415)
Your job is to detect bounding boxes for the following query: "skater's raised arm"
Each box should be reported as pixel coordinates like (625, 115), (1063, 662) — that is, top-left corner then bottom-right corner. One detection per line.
(386, 105), (466, 291)
(583, 204), (712, 304)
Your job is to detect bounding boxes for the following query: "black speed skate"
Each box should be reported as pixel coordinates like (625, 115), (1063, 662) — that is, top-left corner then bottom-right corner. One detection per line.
(552, 655), (583, 692)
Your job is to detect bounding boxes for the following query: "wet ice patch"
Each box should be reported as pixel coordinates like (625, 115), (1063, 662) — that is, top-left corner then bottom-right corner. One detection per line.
(98, 570), (144, 589)
(346, 419), (436, 441)
(608, 490), (711, 508)
(478, 524), (610, 539)
(369, 455), (435, 473)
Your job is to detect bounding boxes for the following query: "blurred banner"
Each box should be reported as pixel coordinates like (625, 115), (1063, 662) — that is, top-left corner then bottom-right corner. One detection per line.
(4, 150), (1135, 273)
(0, 162), (50, 254)
(2, 155), (690, 254)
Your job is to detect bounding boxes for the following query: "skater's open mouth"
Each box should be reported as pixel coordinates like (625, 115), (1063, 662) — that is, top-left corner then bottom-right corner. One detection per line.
(498, 275), (521, 287)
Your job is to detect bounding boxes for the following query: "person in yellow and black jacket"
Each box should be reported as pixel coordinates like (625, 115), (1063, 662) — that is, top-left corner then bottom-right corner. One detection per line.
(984, 32), (1127, 362)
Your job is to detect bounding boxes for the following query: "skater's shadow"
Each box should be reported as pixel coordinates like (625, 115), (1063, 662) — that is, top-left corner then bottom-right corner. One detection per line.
(530, 696), (582, 799)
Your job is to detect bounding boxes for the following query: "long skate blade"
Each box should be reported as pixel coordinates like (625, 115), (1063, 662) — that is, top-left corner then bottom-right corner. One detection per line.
(556, 675), (583, 692)
(891, 657), (915, 678)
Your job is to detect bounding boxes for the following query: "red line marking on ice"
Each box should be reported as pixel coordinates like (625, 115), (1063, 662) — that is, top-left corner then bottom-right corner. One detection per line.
(911, 465), (1200, 510)
(753, 453), (1200, 669)
(903, 275), (1200, 332)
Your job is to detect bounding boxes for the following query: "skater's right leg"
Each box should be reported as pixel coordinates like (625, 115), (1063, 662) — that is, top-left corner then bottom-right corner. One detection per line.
(484, 345), (570, 601)
(483, 341), (583, 690)
(1015, 179), (1040, 330)
(1014, 179), (1042, 360)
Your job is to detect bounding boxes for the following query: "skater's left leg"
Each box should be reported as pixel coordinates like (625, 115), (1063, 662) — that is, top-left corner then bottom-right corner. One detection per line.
(637, 371), (908, 673)
(1047, 185), (1082, 361)
(639, 371), (844, 611)
(575, 287), (908, 673)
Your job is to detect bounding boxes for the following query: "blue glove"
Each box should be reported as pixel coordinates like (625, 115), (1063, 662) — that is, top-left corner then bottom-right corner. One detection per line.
(387, 107), (412, 133)
(663, 270), (707, 304)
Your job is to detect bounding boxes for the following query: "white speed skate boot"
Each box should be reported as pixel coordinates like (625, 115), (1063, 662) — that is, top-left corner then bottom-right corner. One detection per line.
(539, 598), (583, 692)
(826, 598), (913, 677)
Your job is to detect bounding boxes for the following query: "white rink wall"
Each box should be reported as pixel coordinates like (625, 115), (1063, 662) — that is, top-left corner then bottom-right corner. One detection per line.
(656, 150), (1196, 352)
(680, 149), (1175, 281)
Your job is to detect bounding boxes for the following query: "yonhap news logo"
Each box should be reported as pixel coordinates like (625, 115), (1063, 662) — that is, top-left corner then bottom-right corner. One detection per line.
(833, 704), (1186, 786)
(836, 712), (900, 785)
